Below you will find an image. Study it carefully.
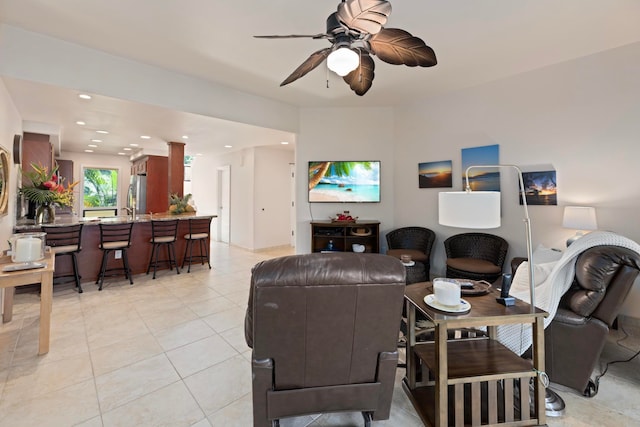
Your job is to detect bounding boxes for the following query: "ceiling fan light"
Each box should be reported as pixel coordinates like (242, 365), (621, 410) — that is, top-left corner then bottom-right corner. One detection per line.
(327, 47), (359, 76)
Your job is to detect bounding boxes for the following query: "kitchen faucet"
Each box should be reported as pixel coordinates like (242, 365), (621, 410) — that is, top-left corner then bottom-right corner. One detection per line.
(121, 206), (136, 220)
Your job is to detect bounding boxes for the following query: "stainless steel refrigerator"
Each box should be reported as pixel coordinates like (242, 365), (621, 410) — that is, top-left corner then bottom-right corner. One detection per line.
(127, 174), (147, 213)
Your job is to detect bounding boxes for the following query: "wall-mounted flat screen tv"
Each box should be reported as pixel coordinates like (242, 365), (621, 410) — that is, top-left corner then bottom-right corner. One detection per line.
(308, 161), (381, 203)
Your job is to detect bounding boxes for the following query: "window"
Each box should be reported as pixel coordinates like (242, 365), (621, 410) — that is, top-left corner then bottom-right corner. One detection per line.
(83, 167), (118, 217)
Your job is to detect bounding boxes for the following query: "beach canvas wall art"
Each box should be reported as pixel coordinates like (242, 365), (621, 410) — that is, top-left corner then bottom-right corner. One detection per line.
(520, 170), (557, 205)
(461, 144), (500, 191)
(308, 161), (381, 203)
(419, 160), (452, 188)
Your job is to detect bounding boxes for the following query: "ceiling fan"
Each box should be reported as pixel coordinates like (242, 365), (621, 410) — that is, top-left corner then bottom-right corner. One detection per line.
(255, 0), (437, 96)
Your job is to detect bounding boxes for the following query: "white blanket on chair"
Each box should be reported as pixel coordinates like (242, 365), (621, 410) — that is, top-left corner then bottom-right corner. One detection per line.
(495, 231), (640, 355)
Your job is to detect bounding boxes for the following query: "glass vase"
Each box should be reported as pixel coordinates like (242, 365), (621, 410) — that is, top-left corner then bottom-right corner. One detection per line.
(35, 202), (55, 224)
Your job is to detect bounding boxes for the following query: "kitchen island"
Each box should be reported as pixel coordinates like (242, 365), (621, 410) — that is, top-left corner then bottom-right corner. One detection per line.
(14, 213), (217, 285)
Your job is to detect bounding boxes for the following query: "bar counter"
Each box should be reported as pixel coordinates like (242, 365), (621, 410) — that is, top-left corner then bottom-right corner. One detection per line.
(15, 213), (217, 284)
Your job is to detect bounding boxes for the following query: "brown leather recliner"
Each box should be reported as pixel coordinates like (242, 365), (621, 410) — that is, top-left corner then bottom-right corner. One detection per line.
(514, 245), (640, 396)
(244, 253), (406, 427)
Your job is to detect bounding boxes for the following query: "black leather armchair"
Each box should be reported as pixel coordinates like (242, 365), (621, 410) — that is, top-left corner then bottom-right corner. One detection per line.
(513, 245), (640, 396)
(245, 253), (406, 427)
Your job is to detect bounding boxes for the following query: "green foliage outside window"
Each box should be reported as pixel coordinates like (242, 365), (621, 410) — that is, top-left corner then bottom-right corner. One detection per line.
(83, 168), (118, 207)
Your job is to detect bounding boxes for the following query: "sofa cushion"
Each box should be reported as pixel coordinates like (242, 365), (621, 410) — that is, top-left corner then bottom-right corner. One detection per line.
(386, 249), (428, 263)
(446, 257), (501, 274)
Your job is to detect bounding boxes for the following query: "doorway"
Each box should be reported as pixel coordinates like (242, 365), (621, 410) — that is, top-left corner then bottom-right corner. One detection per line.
(290, 163), (296, 248)
(217, 165), (231, 243)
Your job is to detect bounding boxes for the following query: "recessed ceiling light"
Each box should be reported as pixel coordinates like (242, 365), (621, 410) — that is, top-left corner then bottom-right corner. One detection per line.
(96, 130), (109, 134)
(76, 121), (86, 126)
(118, 152), (126, 156)
(91, 139), (102, 143)
(182, 135), (189, 140)
(84, 149), (94, 153)
(224, 145), (232, 148)
(78, 94), (92, 100)
(88, 144), (98, 148)
(123, 147), (132, 151)
(140, 135), (151, 139)
(281, 141), (289, 145)
(129, 143), (139, 147)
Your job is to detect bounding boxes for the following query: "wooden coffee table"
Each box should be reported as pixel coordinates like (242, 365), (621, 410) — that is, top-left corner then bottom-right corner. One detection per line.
(403, 281), (548, 427)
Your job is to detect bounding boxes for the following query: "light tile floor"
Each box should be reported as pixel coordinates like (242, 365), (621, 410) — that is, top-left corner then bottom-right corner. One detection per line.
(0, 242), (638, 426)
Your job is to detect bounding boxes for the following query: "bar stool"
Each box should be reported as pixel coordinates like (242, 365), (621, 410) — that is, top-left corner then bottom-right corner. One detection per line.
(42, 224), (84, 293)
(96, 222), (134, 290)
(147, 219), (180, 279)
(181, 217), (213, 273)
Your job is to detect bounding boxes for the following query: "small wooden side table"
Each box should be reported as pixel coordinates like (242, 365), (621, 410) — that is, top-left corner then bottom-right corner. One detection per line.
(403, 281), (548, 427)
(0, 252), (55, 355)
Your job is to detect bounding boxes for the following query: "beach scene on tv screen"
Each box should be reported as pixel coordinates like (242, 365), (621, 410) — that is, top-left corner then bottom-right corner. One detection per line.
(309, 161), (380, 202)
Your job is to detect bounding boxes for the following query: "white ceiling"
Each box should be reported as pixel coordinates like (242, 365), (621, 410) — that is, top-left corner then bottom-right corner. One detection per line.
(1, 0), (640, 156)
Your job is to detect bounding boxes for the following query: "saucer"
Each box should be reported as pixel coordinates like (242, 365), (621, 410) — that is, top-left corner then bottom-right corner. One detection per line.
(423, 294), (471, 313)
(402, 261), (415, 267)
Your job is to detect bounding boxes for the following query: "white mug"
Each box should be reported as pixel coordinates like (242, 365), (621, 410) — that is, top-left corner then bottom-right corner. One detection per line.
(352, 244), (365, 253)
(433, 278), (461, 307)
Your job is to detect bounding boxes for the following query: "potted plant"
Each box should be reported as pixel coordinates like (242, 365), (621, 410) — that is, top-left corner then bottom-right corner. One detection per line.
(169, 193), (196, 215)
(20, 163), (78, 223)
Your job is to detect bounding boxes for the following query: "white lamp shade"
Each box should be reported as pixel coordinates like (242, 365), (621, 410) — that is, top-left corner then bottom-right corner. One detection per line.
(327, 47), (359, 76)
(562, 206), (597, 230)
(438, 191), (501, 229)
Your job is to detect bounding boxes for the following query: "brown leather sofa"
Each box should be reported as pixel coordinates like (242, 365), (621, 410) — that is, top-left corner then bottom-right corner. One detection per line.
(514, 245), (640, 396)
(244, 253), (406, 427)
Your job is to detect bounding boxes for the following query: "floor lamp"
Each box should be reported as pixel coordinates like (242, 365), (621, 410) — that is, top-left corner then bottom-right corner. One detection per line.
(438, 164), (535, 310)
(438, 164), (565, 417)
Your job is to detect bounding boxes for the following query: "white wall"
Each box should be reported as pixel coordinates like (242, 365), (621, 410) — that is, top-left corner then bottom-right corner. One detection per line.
(0, 79), (22, 244)
(295, 107), (396, 254)
(0, 24), (299, 135)
(59, 151), (132, 216)
(191, 146), (294, 251)
(0, 78), (22, 315)
(392, 41), (640, 316)
(253, 146), (295, 250)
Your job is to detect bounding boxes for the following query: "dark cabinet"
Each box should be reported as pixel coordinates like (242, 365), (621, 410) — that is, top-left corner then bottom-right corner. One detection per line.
(310, 220), (380, 253)
(132, 155), (168, 214)
(21, 132), (53, 185)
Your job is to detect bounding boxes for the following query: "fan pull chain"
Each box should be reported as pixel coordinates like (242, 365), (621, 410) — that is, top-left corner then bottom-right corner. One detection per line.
(326, 62), (330, 88)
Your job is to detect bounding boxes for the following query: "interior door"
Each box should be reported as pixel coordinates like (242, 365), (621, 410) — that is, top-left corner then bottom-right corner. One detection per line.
(290, 163), (296, 248)
(217, 165), (231, 243)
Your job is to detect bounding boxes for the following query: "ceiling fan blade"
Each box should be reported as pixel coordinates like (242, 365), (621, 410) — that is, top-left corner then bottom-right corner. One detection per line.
(254, 34), (329, 39)
(369, 28), (437, 67)
(343, 49), (375, 96)
(280, 47), (332, 87)
(337, 0), (391, 35)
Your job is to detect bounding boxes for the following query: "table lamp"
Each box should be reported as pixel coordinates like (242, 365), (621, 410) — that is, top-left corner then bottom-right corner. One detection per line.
(5, 232), (47, 271)
(562, 206), (597, 246)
